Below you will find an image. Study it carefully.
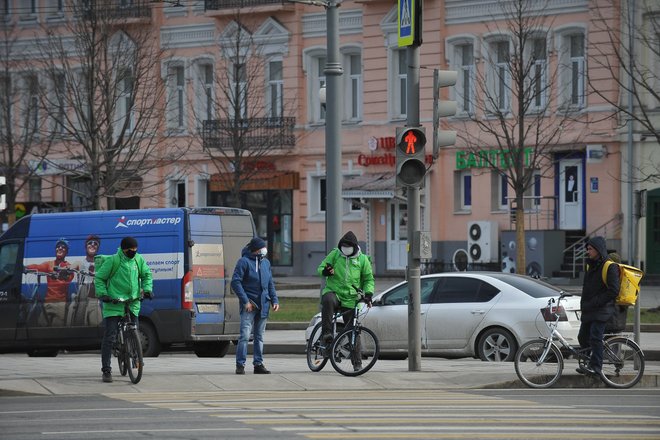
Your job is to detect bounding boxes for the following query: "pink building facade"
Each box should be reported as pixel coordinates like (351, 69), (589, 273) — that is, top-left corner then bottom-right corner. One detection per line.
(4, 0), (659, 277)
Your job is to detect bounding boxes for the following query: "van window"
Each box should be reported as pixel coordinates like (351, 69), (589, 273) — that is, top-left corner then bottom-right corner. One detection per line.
(0, 243), (19, 283)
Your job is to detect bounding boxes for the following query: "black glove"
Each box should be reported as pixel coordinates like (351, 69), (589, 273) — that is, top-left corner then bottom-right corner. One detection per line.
(99, 295), (112, 303)
(364, 294), (373, 307)
(322, 263), (334, 276)
(143, 291), (153, 300)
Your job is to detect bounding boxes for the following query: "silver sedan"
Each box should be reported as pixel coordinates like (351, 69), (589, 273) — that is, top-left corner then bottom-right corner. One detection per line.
(306, 272), (582, 362)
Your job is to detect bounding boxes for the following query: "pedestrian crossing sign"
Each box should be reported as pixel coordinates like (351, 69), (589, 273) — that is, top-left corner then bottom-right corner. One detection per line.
(398, 0), (415, 47)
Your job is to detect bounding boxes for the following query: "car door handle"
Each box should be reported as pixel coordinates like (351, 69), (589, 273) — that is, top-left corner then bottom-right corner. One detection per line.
(471, 310), (486, 315)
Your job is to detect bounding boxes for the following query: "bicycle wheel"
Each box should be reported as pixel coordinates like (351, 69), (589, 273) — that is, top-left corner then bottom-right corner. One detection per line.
(600, 337), (645, 389)
(124, 327), (144, 384)
(330, 326), (379, 377)
(306, 322), (329, 372)
(115, 335), (128, 376)
(514, 339), (564, 388)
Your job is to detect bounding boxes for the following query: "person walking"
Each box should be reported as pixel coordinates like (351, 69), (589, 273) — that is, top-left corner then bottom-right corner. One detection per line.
(94, 237), (153, 383)
(576, 236), (619, 375)
(317, 231), (375, 355)
(231, 237), (280, 375)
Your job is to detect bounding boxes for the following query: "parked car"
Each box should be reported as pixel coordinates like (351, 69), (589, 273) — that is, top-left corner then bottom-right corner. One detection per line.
(305, 272), (582, 362)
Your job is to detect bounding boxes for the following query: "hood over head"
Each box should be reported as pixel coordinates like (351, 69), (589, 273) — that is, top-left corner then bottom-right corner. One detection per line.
(338, 231), (359, 249)
(586, 236), (608, 260)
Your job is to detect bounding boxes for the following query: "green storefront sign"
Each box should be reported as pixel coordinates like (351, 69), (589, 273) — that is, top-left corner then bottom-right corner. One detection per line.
(456, 147), (534, 170)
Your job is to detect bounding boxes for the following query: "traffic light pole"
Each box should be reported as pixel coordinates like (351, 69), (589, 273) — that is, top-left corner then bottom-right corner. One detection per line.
(406, 45), (422, 372)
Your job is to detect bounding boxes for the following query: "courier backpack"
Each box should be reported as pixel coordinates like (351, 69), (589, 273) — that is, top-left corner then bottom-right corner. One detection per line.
(94, 254), (120, 285)
(601, 260), (644, 306)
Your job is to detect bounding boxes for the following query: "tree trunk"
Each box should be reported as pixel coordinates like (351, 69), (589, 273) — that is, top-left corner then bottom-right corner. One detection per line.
(515, 195), (526, 275)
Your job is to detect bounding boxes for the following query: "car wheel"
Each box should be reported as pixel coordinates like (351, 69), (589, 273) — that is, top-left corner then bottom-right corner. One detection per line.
(477, 327), (517, 362)
(138, 321), (161, 357)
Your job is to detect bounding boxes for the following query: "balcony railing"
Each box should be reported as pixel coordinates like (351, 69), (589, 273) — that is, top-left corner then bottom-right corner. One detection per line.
(205, 0), (288, 11)
(81, 0), (151, 20)
(202, 117), (296, 151)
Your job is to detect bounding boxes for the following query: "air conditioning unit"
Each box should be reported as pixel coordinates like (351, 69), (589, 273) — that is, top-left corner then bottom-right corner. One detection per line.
(467, 221), (499, 263)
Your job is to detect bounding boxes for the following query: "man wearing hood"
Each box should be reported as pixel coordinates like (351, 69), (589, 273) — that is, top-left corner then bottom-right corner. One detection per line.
(231, 237), (280, 375)
(577, 236), (620, 375)
(317, 231), (375, 353)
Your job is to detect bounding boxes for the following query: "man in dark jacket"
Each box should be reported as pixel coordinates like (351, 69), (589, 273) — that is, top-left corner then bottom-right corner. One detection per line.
(231, 237), (279, 375)
(577, 236), (620, 375)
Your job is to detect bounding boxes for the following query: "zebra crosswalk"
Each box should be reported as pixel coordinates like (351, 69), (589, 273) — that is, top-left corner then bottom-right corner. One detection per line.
(109, 389), (660, 439)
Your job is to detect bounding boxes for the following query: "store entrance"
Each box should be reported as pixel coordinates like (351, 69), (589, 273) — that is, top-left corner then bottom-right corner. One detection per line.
(387, 201), (407, 271)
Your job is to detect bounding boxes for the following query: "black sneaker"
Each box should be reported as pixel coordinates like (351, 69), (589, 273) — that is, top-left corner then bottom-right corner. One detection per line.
(353, 363), (362, 372)
(235, 365), (245, 375)
(102, 372), (113, 383)
(576, 365), (598, 375)
(254, 364), (271, 374)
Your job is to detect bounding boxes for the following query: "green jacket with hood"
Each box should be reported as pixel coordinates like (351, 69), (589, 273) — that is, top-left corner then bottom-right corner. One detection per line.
(94, 248), (153, 318)
(317, 231), (375, 308)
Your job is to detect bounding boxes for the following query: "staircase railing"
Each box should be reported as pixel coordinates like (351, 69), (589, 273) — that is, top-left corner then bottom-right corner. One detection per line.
(564, 212), (624, 278)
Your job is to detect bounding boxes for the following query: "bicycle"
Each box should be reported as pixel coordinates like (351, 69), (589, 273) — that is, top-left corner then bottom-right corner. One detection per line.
(514, 293), (645, 389)
(102, 297), (144, 384)
(306, 288), (380, 377)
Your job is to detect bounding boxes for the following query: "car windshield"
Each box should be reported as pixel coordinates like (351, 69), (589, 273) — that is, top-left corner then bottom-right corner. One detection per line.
(487, 273), (564, 298)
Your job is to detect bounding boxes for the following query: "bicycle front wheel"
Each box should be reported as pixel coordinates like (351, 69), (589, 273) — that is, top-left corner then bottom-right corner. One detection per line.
(115, 338), (128, 376)
(600, 337), (645, 389)
(125, 327), (144, 384)
(515, 339), (564, 388)
(330, 326), (379, 377)
(306, 323), (329, 372)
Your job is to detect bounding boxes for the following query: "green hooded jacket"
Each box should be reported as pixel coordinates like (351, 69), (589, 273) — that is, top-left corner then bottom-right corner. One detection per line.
(94, 248), (153, 318)
(317, 232), (375, 308)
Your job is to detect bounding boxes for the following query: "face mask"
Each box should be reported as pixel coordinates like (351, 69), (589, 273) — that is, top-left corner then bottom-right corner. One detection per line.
(258, 248), (268, 257)
(124, 250), (137, 259)
(341, 246), (354, 256)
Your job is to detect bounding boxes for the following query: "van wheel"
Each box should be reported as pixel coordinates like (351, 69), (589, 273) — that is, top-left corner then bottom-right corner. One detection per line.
(27, 349), (59, 357)
(194, 341), (230, 358)
(138, 322), (161, 357)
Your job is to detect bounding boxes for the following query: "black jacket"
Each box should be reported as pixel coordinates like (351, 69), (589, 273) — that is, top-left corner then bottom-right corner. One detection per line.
(580, 236), (619, 323)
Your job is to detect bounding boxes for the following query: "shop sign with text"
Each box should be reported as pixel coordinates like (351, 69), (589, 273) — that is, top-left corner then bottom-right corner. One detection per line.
(456, 147), (534, 170)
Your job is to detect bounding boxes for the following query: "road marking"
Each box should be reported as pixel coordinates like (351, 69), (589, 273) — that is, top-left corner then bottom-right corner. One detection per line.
(41, 427), (252, 435)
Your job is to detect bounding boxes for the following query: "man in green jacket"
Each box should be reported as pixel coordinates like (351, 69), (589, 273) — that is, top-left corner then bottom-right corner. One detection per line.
(95, 237), (153, 383)
(317, 231), (375, 362)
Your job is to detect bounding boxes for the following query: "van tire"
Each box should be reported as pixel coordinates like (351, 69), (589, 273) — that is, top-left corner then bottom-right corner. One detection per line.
(194, 341), (230, 358)
(138, 321), (161, 357)
(27, 349), (59, 357)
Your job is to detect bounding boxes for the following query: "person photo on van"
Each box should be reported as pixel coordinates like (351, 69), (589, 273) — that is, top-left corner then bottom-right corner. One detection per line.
(231, 237), (280, 375)
(68, 235), (102, 327)
(26, 238), (75, 327)
(94, 236), (153, 383)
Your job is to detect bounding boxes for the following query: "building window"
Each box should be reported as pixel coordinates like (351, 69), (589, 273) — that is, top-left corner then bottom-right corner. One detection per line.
(52, 72), (65, 136)
(454, 170), (472, 211)
(344, 52), (362, 121)
(267, 60), (283, 119)
(557, 30), (586, 109)
(231, 62), (247, 121)
(530, 37), (547, 111)
(457, 43), (475, 115)
(166, 65), (185, 130)
(0, 74), (9, 136)
(317, 56), (326, 122)
(25, 74), (39, 135)
(203, 64), (213, 121)
(309, 173), (362, 221)
(491, 172), (509, 211)
(118, 68), (133, 133)
(524, 170), (542, 210)
(490, 40), (510, 113)
(392, 49), (407, 119)
(29, 177), (41, 202)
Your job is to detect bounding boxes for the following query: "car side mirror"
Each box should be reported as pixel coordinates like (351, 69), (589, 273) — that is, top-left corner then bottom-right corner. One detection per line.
(372, 298), (381, 306)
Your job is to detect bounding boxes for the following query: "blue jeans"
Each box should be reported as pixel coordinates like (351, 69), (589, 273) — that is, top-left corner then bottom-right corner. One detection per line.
(578, 320), (606, 371)
(236, 309), (268, 367)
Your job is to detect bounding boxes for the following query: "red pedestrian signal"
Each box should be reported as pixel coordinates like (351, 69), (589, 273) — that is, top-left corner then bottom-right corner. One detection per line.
(395, 126), (427, 187)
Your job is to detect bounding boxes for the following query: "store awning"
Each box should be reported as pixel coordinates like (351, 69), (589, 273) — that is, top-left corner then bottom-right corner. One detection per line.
(209, 171), (300, 191)
(342, 173), (395, 199)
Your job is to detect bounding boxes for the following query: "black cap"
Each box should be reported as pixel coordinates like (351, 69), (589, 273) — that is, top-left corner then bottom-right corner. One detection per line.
(248, 237), (266, 252)
(120, 236), (138, 250)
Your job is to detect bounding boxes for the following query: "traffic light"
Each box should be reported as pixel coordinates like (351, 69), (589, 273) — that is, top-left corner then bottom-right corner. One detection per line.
(432, 69), (458, 159)
(396, 126), (427, 187)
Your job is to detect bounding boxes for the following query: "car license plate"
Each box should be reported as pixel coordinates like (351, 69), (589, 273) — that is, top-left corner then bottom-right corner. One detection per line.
(197, 304), (220, 313)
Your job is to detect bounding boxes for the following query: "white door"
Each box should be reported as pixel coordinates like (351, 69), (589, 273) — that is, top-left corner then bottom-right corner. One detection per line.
(558, 159), (583, 230)
(387, 201), (407, 270)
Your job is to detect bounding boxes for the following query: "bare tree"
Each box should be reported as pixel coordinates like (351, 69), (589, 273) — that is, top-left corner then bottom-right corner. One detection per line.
(455, 0), (586, 274)
(590, 0), (660, 183)
(0, 21), (52, 226)
(36, 0), (186, 210)
(195, 15), (297, 208)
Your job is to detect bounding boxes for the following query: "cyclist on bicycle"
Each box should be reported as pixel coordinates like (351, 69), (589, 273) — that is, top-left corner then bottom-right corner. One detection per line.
(577, 236), (620, 376)
(95, 237), (153, 383)
(317, 231), (375, 353)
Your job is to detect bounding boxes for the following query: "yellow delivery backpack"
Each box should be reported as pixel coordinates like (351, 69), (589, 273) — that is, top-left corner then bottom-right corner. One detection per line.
(601, 260), (644, 306)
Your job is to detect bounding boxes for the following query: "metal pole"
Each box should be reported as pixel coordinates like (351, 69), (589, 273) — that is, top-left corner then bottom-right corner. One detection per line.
(324, 0), (343, 254)
(407, 45), (422, 372)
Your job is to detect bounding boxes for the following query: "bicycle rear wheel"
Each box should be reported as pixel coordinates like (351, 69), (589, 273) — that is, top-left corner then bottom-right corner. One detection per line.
(600, 337), (645, 389)
(306, 323), (329, 372)
(514, 339), (564, 388)
(125, 327), (144, 384)
(330, 326), (379, 377)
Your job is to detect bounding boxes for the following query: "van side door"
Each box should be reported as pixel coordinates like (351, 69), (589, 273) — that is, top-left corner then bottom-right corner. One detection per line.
(0, 241), (22, 346)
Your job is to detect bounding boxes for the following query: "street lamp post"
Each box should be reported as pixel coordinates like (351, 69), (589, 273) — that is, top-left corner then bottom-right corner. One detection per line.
(320, 0), (343, 254)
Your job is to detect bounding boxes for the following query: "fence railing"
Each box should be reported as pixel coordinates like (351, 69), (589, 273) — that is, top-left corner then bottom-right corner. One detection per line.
(564, 212), (624, 278)
(205, 0), (288, 11)
(507, 195), (557, 230)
